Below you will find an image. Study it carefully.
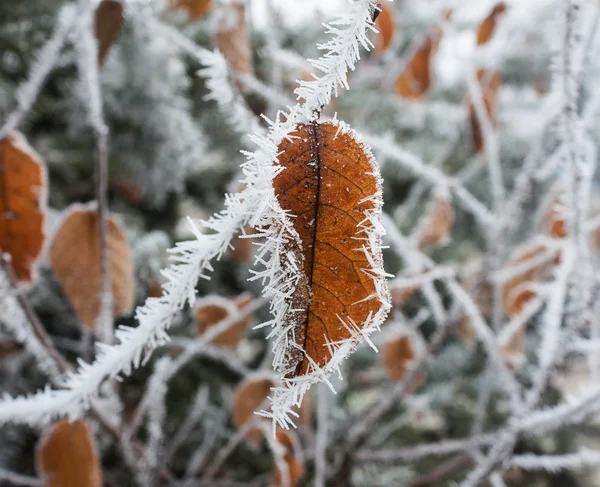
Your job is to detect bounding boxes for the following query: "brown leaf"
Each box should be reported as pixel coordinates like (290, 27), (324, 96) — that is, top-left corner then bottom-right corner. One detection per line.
(501, 239), (554, 317)
(272, 429), (304, 487)
(374, 2), (395, 54)
(49, 204), (135, 330)
(469, 70), (502, 153)
(195, 293), (253, 347)
(382, 334), (415, 382)
(233, 374), (275, 447)
(95, 0), (124, 66)
(476, 2), (508, 46)
(395, 36), (436, 100)
(395, 12), (450, 100)
(169, 0), (213, 20)
(273, 121), (387, 378)
(0, 132), (47, 283)
(416, 196), (454, 248)
(215, 3), (253, 79)
(36, 419), (102, 487)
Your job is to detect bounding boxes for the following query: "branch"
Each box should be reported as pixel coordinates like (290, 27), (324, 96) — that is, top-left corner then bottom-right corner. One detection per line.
(0, 4), (77, 139)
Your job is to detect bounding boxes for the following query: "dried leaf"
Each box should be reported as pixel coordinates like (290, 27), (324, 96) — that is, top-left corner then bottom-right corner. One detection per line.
(95, 0), (124, 66)
(272, 429), (304, 487)
(215, 3), (253, 79)
(476, 2), (508, 46)
(195, 293), (253, 347)
(501, 239), (554, 317)
(169, 0), (213, 20)
(375, 2), (395, 54)
(233, 375), (275, 447)
(49, 204), (135, 329)
(273, 121), (387, 378)
(0, 132), (47, 283)
(395, 12), (450, 100)
(415, 196), (454, 248)
(469, 70), (502, 153)
(382, 334), (415, 382)
(395, 36), (436, 100)
(36, 419), (102, 487)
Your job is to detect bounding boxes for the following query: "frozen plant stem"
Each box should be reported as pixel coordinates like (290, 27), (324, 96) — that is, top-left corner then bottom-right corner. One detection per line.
(76, 0), (114, 343)
(0, 5), (77, 139)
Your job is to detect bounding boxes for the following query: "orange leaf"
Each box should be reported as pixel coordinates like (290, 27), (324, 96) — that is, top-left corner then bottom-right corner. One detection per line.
(0, 132), (47, 283)
(415, 196), (454, 248)
(49, 204), (135, 330)
(395, 37), (436, 100)
(272, 429), (304, 487)
(382, 334), (415, 382)
(195, 293), (253, 347)
(233, 374), (275, 447)
(95, 0), (124, 66)
(215, 2), (253, 78)
(273, 121), (388, 378)
(169, 0), (213, 20)
(469, 70), (502, 153)
(476, 2), (508, 46)
(375, 2), (395, 54)
(501, 239), (555, 317)
(36, 419), (102, 487)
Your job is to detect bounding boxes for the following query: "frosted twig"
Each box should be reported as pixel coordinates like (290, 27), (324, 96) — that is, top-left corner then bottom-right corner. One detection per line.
(165, 386), (209, 465)
(314, 383), (329, 487)
(465, 67), (504, 209)
(75, 0), (113, 343)
(364, 133), (493, 227)
(355, 432), (496, 463)
(508, 449), (600, 472)
(0, 5), (77, 139)
(0, 468), (41, 487)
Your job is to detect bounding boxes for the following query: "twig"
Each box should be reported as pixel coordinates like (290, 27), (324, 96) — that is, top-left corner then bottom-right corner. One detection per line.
(0, 5), (77, 139)
(75, 0), (113, 343)
(0, 468), (42, 487)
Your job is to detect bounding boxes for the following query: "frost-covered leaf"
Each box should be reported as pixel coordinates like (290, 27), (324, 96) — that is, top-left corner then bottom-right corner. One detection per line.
(476, 2), (508, 46)
(194, 293), (253, 347)
(273, 121), (389, 378)
(374, 2), (395, 54)
(0, 131), (47, 283)
(95, 0), (123, 66)
(36, 419), (102, 487)
(49, 204), (134, 330)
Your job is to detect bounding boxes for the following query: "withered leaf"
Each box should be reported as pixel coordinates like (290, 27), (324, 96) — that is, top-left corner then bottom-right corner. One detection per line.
(382, 334), (415, 382)
(395, 12), (449, 100)
(215, 2), (253, 80)
(501, 239), (554, 317)
(395, 36), (436, 100)
(195, 293), (253, 347)
(272, 429), (304, 487)
(169, 0), (213, 20)
(476, 2), (508, 46)
(415, 196), (454, 248)
(49, 204), (135, 330)
(36, 419), (102, 487)
(469, 70), (502, 153)
(0, 132), (47, 283)
(375, 2), (395, 54)
(95, 0), (124, 66)
(274, 121), (387, 378)
(233, 374), (275, 447)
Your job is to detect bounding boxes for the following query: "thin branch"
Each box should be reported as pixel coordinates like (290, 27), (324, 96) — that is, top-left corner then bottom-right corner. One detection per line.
(0, 5), (77, 139)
